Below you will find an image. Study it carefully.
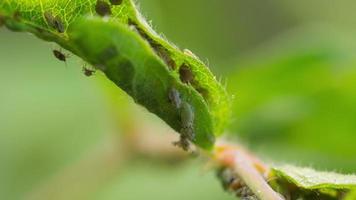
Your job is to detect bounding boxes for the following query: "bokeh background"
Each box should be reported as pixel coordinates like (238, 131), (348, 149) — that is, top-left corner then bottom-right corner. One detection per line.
(1, 0), (356, 199)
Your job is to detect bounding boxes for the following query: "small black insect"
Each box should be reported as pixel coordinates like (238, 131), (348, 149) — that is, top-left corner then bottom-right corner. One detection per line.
(44, 12), (65, 33)
(179, 64), (194, 84)
(82, 67), (96, 77)
(95, 0), (112, 17)
(52, 49), (68, 62)
(53, 17), (65, 33)
(109, 0), (123, 5)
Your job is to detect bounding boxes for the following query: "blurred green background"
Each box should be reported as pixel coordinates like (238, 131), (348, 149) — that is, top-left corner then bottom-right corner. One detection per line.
(1, 0), (356, 199)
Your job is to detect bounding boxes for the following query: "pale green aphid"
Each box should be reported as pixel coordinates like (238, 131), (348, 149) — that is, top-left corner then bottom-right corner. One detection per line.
(173, 101), (196, 151)
(180, 102), (195, 141)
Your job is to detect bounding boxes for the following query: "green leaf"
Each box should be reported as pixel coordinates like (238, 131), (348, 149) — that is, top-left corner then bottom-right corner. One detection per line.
(271, 165), (356, 199)
(0, 0), (231, 150)
(344, 190), (356, 200)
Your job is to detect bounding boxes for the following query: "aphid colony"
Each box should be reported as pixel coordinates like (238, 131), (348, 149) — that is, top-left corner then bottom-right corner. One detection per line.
(217, 168), (258, 200)
(52, 49), (95, 77)
(48, 0), (123, 75)
(17, 0), (197, 149)
(52, 49), (68, 62)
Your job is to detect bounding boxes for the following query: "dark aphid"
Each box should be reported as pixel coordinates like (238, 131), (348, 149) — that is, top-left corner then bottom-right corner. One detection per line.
(95, 0), (112, 17)
(217, 167), (236, 191)
(168, 88), (181, 108)
(83, 67), (96, 77)
(109, 0), (123, 5)
(179, 64), (194, 84)
(52, 49), (67, 62)
(44, 12), (65, 33)
(53, 16), (65, 33)
(217, 168), (257, 199)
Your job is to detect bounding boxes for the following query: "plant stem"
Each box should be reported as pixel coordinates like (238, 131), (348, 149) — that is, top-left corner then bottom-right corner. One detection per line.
(233, 151), (283, 200)
(214, 143), (284, 200)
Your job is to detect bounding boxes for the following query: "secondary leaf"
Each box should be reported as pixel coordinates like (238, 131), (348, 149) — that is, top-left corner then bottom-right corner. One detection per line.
(0, 0), (231, 149)
(270, 165), (356, 199)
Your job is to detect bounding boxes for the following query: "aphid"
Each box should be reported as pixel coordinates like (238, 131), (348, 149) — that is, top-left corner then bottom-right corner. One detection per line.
(217, 167), (237, 191)
(44, 12), (65, 33)
(155, 46), (176, 70)
(180, 102), (195, 141)
(95, 0), (112, 17)
(235, 187), (255, 199)
(168, 88), (181, 108)
(82, 67), (96, 77)
(179, 64), (194, 84)
(109, 0), (123, 5)
(172, 102), (195, 151)
(52, 49), (68, 63)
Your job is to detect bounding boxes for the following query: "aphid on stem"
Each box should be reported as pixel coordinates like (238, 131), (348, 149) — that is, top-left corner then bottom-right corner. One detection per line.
(95, 0), (112, 17)
(217, 168), (257, 199)
(82, 66), (96, 77)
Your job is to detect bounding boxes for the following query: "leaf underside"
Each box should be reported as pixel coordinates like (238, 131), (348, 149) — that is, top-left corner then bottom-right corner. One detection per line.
(0, 0), (231, 150)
